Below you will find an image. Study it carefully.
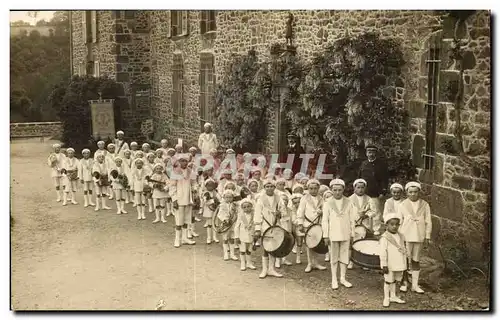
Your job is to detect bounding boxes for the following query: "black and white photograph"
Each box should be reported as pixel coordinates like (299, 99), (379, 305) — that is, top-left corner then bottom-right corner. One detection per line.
(8, 5), (492, 312)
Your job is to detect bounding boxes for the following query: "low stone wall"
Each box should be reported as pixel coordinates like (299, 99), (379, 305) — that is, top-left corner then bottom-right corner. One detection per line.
(10, 122), (63, 138)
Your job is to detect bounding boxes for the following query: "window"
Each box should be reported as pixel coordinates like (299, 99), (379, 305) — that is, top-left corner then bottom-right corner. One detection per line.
(423, 38), (440, 170)
(91, 10), (97, 43)
(77, 62), (86, 76)
(200, 11), (216, 34)
(199, 53), (215, 128)
(169, 10), (189, 37)
(82, 11), (97, 43)
(172, 54), (185, 117)
(86, 61), (94, 76)
(93, 61), (100, 78)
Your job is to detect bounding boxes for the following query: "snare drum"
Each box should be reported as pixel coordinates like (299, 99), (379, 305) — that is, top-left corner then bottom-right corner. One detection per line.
(350, 239), (380, 270)
(305, 224), (329, 254)
(262, 226), (295, 258)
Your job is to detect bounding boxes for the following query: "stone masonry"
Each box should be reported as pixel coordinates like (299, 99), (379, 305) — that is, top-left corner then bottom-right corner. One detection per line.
(70, 10), (491, 260)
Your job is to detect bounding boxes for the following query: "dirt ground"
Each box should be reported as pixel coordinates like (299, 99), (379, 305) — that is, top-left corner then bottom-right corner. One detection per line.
(10, 139), (491, 311)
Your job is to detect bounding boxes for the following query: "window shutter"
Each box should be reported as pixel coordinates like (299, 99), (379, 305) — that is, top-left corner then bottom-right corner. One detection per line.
(91, 11), (97, 43)
(167, 11), (171, 38)
(82, 11), (87, 43)
(200, 11), (206, 34)
(94, 61), (100, 77)
(181, 11), (189, 36)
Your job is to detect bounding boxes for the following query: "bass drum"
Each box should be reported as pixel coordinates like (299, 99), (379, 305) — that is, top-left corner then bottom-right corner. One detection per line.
(351, 239), (380, 270)
(305, 223), (329, 254)
(262, 226), (295, 258)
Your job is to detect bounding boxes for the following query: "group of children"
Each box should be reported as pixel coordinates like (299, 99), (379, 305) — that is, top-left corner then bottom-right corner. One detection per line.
(47, 131), (432, 308)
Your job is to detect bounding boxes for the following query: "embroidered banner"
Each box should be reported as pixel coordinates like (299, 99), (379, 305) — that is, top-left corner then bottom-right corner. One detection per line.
(90, 100), (115, 139)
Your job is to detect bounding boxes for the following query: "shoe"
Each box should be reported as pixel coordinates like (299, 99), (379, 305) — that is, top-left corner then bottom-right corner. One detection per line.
(347, 261), (353, 269)
(305, 264), (312, 273)
(153, 219), (160, 223)
(400, 284), (408, 292)
(383, 298), (390, 307)
(195, 217), (201, 222)
(340, 279), (353, 288)
(313, 264), (327, 271)
(283, 259), (293, 266)
(390, 296), (406, 304)
(331, 280), (339, 290)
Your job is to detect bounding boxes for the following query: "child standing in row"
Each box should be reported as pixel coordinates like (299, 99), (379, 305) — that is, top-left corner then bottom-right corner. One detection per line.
(62, 148), (79, 206)
(92, 154), (111, 211)
(234, 198), (257, 271)
(109, 157), (129, 215)
(150, 163), (169, 223)
(200, 178), (220, 244)
(383, 183), (404, 223)
(79, 149), (95, 207)
(131, 158), (150, 220)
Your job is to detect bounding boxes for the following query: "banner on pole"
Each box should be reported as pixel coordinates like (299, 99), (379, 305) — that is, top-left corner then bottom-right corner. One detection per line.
(90, 100), (115, 140)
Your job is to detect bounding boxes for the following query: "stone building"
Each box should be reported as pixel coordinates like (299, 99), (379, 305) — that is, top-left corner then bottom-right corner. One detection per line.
(70, 10), (491, 260)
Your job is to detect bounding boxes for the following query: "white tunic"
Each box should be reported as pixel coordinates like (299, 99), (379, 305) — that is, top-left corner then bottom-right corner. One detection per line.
(47, 152), (66, 178)
(296, 193), (324, 228)
(383, 198), (403, 223)
(150, 173), (169, 199)
(92, 161), (109, 186)
(348, 194), (377, 229)
(379, 231), (408, 271)
(201, 189), (220, 218)
(170, 167), (196, 206)
(254, 192), (286, 233)
(62, 157), (80, 181)
(114, 139), (129, 157)
(130, 167), (151, 192)
(110, 165), (128, 190)
(398, 199), (432, 242)
(198, 132), (219, 155)
(234, 211), (255, 243)
(321, 196), (356, 241)
(78, 158), (94, 182)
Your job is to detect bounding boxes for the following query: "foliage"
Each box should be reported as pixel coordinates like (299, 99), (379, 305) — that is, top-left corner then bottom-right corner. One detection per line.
(49, 76), (123, 155)
(10, 11), (70, 122)
(272, 32), (416, 185)
(214, 50), (273, 153)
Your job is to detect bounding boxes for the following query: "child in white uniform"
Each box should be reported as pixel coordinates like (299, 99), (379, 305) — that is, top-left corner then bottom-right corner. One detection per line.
(217, 190), (238, 261)
(145, 153), (156, 213)
(398, 181), (432, 294)
(234, 198), (257, 271)
(61, 148), (79, 206)
(275, 192), (294, 268)
(322, 179), (355, 289)
(322, 189), (334, 262)
(130, 142), (139, 158)
(290, 192), (303, 263)
(200, 178), (220, 244)
(380, 212), (407, 307)
(92, 154), (111, 211)
(109, 157), (129, 214)
(142, 143), (151, 155)
(79, 149), (96, 207)
(383, 183), (404, 225)
(47, 143), (66, 202)
(150, 163), (169, 223)
(131, 158), (150, 220)
(94, 141), (107, 160)
(122, 150), (133, 204)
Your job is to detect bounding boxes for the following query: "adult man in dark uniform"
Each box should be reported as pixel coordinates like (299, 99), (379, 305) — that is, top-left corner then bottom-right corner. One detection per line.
(357, 145), (389, 236)
(286, 133), (306, 176)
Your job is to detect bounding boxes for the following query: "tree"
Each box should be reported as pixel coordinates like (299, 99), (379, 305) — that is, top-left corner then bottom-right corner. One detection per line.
(27, 11), (39, 25)
(10, 20), (31, 26)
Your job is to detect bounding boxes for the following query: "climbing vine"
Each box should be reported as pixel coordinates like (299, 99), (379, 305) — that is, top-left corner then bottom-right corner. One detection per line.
(214, 50), (273, 153)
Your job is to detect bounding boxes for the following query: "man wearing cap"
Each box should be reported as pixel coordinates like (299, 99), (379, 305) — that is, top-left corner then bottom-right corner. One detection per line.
(114, 130), (129, 158)
(198, 122), (219, 156)
(286, 133), (306, 176)
(357, 144), (389, 236)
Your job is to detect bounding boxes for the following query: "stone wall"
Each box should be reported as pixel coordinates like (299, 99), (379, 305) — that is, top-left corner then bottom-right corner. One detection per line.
(71, 10), (491, 259)
(10, 122), (63, 138)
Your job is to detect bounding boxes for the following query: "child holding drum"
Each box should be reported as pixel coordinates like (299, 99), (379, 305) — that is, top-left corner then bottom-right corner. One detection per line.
(290, 192), (304, 264)
(274, 192), (294, 268)
(322, 179), (356, 289)
(380, 212), (408, 307)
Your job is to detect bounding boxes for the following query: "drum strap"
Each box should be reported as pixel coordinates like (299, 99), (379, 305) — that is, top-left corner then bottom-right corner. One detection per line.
(382, 233), (412, 259)
(305, 194), (323, 224)
(116, 139), (125, 155)
(261, 215), (276, 228)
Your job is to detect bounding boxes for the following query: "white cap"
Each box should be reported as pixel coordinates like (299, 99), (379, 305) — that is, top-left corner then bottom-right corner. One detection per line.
(52, 143), (61, 148)
(240, 198), (254, 207)
(153, 163), (164, 171)
(134, 158), (144, 165)
(384, 212), (402, 223)
(82, 149), (90, 154)
(390, 183), (404, 191)
(353, 179), (367, 187)
(189, 147), (197, 152)
(306, 179), (320, 188)
(204, 122), (212, 128)
(97, 141), (105, 146)
(222, 189), (235, 197)
(107, 143), (115, 149)
(142, 143), (150, 148)
(114, 156), (123, 163)
(323, 190), (334, 198)
(204, 178), (216, 186)
(329, 178), (345, 188)
(263, 179), (276, 187)
(161, 139), (167, 144)
(405, 181), (421, 191)
(290, 193), (302, 200)
(66, 148), (75, 153)
(116, 130), (124, 135)
(226, 148), (235, 154)
(130, 142), (138, 146)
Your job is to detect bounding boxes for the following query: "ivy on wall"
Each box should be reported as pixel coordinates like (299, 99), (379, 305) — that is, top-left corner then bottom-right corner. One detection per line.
(215, 32), (417, 185)
(214, 50), (273, 153)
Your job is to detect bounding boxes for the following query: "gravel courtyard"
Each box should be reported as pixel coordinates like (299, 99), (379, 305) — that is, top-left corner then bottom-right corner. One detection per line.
(10, 139), (489, 311)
